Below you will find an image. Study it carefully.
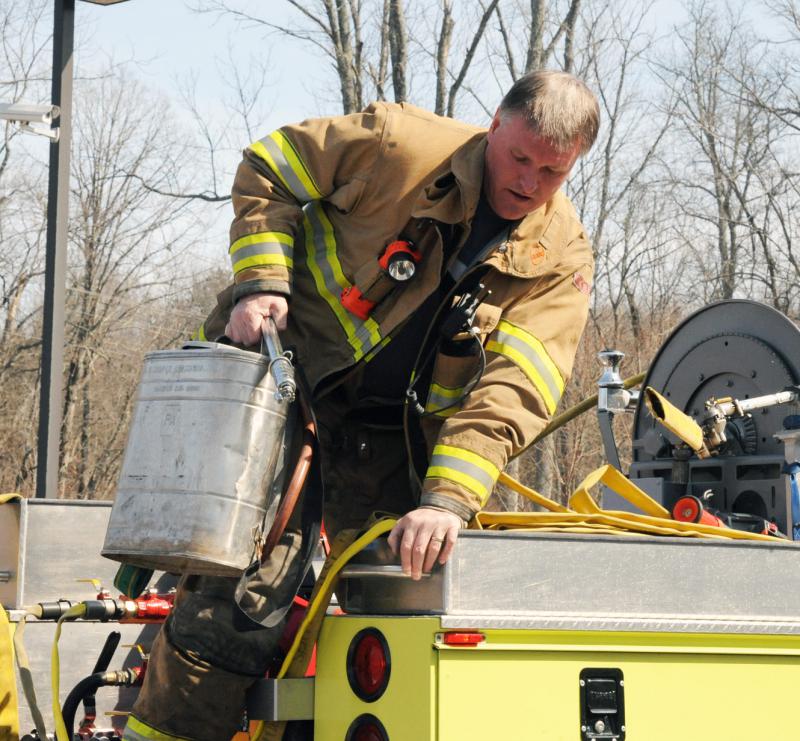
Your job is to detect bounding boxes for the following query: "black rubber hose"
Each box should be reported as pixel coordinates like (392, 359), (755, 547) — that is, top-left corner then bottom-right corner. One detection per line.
(73, 630), (121, 738)
(91, 631), (121, 675)
(62, 673), (106, 741)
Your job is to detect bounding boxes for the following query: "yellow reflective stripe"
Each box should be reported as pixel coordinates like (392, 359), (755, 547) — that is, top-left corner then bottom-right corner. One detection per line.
(303, 202), (382, 360)
(500, 321), (564, 391)
(250, 130), (323, 203)
(487, 320), (564, 415)
(364, 335), (392, 362)
(123, 715), (191, 741)
(270, 130), (323, 199)
(429, 383), (462, 399)
(230, 231), (293, 255)
(228, 230), (293, 273)
(427, 405), (459, 418)
(487, 338), (558, 414)
(425, 383), (463, 417)
(427, 444), (499, 503)
(193, 323), (207, 342)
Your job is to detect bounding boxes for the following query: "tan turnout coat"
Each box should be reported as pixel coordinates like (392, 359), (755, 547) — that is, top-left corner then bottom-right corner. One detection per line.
(200, 102), (593, 520)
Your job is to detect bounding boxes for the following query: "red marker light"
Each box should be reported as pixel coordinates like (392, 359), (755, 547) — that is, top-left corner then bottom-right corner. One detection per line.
(347, 628), (391, 702)
(442, 631), (486, 646)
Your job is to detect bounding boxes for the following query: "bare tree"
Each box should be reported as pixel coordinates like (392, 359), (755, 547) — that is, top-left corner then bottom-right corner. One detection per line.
(757, 0), (800, 132)
(658, 1), (791, 303)
(194, 0), (505, 119)
(494, 0), (582, 80)
(194, 0), (370, 113)
(52, 75), (209, 498)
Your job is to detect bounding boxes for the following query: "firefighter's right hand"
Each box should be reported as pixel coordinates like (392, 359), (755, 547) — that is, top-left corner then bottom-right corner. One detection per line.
(226, 292), (288, 345)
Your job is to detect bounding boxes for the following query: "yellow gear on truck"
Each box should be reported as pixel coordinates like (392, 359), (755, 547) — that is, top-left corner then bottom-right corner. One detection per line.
(1, 603), (20, 741)
(247, 527), (800, 741)
(244, 474), (800, 741)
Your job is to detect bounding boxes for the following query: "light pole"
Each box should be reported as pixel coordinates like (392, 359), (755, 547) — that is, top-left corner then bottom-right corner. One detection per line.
(36, 0), (131, 499)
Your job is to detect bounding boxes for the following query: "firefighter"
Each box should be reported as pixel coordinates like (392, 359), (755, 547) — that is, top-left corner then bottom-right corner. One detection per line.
(124, 69), (599, 741)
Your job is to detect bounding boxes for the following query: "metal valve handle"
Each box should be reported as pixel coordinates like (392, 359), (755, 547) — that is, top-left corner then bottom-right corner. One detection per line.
(261, 317), (296, 403)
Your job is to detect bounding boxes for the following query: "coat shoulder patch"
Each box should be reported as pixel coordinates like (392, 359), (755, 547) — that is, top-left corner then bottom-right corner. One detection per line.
(572, 271), (591, 296)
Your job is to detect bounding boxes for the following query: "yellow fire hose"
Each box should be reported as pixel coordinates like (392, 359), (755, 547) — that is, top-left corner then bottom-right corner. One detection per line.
(531, 371), (646, 445)
(12, 606), (48, 741)
(252, 518), (397, 741)
(1, 606), (21, 741)
(51, 603), (89, 741)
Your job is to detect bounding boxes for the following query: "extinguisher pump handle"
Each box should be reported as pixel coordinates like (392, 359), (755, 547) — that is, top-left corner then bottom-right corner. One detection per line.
(261, 317), (296, 403)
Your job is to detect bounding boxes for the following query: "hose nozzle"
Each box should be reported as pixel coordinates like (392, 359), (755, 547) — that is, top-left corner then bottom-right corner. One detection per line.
(644, 387), (710, 458)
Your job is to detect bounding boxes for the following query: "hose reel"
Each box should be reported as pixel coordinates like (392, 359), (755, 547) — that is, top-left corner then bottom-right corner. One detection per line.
(624, 300), (800, 533)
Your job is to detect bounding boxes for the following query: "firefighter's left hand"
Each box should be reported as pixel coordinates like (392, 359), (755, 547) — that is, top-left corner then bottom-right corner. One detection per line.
(388, 508), (462, 581)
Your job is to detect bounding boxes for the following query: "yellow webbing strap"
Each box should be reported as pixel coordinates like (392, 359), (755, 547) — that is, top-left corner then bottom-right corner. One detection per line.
(52, 603), (88, 741)
(1, 607), (20, 741)
(497, 472), (570, 513)
(478, 465), (782, 543)
(571, 465), (671, 518)
(252, 518), (397, 741)
(2, 494), (26, 741)
(13, 609), (48, 740)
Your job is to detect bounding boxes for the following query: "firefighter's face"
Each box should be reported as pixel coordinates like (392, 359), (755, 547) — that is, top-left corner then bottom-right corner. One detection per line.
(483, 110), (581, 220)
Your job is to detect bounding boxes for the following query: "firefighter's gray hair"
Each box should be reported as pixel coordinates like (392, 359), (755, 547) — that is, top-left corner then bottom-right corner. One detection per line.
(499, 70), (600, 155)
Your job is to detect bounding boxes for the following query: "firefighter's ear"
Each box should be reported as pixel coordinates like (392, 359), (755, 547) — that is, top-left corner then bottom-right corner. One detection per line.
(488, 109), (502, 135)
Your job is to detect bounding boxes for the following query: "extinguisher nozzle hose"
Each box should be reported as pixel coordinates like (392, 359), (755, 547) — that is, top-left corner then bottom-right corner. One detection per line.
(262, 317), (296, 403)
(269, 355), (296, 403)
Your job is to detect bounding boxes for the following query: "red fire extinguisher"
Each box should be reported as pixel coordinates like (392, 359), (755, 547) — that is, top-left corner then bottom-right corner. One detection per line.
(672, 494), (728, 528)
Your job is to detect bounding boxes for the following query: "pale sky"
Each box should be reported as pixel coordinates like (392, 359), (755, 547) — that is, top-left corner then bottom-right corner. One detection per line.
(79, 0), (329, 130)
(73, 1), (328, 265)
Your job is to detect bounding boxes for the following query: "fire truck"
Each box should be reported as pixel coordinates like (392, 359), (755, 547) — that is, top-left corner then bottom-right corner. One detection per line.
(4, 299), (800, 741)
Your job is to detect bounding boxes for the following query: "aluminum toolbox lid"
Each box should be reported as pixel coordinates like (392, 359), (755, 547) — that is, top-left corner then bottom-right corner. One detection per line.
(338, 530), (800, 634)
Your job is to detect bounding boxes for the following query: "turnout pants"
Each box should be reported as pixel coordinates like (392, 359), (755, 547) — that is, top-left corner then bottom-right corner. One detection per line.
(124, 388), (417, 741)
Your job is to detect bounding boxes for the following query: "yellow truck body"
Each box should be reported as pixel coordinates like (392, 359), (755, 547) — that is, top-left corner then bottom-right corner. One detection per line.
(249, 530), (800, 740)
(314, 616), (800, 740)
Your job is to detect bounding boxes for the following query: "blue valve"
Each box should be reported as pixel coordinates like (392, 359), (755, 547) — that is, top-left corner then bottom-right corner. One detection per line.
(782, 461), (800, 541)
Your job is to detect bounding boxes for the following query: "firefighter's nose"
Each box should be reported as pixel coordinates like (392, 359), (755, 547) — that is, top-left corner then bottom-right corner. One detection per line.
(518, 170), (538, 195)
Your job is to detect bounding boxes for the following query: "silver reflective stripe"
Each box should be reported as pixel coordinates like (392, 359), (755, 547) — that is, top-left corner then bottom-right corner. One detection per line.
(447, 227), (510, 281)
(491, 326), (562, 409)
(303, 202), (382, 360)
(448, 258), (468, 281)
(259, 134), (318, 203)
(425, 384), (463, 417)
(231, 241), (289, 263)
(121, 729), (149, 741)
(428, 446), (498, 500)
